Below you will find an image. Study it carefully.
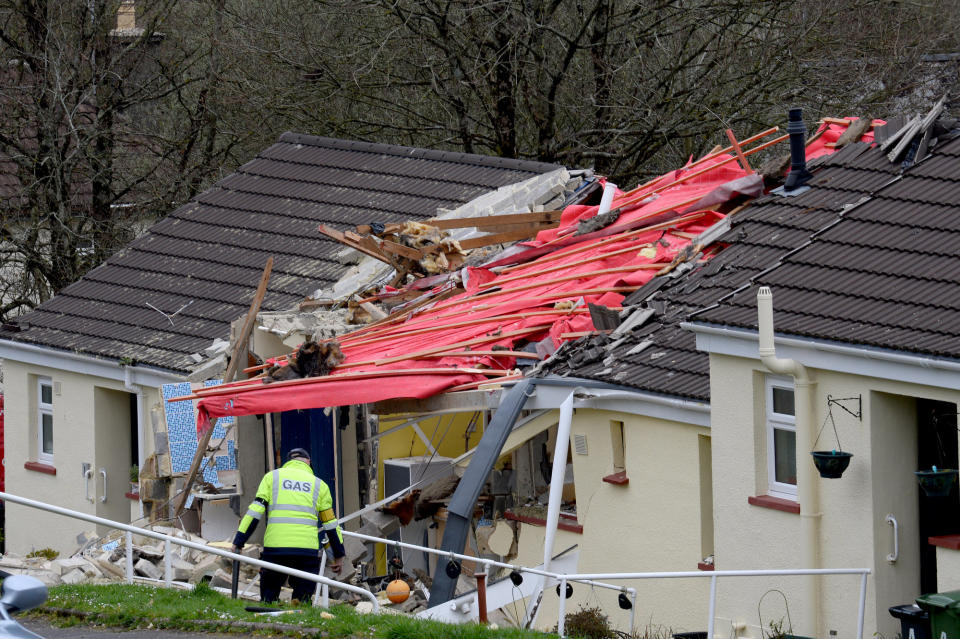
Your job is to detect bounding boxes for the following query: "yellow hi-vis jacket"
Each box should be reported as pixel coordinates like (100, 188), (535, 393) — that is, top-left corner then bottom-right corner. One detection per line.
(233, 459), (345, 557)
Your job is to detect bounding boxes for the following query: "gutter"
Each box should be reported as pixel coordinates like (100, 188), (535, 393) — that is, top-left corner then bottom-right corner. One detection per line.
(0, 339), (184, 388)
(756, 287), (821, 636)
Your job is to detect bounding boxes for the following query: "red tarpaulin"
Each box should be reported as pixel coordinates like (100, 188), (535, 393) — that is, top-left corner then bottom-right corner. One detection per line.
(189, 122), (868, 432)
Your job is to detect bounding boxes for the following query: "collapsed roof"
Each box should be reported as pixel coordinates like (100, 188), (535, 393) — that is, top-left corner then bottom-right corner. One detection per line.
(0, 133), (565, 372)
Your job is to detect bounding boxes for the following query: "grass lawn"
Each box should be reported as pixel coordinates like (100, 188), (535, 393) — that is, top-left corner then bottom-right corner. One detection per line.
(35, 582), (553, 639)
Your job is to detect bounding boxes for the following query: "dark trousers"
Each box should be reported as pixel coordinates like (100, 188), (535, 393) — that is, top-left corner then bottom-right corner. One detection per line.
(259, 549), (320, 603)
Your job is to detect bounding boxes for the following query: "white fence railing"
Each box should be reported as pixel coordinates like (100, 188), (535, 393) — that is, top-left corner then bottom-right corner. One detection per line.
(0, 491), (870, 639)
(0, 491), (378, 611)
(341, 529), (871, 639)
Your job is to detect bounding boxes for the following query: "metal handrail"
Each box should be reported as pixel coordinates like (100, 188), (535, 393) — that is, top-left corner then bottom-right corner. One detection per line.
(344, 530), (869, 639)
(0, 491), (378, 611)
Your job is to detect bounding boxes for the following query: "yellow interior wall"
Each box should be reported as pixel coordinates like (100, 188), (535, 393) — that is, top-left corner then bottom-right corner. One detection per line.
(373, 410), (485, 571)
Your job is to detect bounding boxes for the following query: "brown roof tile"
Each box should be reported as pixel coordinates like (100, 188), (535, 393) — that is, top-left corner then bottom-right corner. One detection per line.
(2, 133), (562, 372)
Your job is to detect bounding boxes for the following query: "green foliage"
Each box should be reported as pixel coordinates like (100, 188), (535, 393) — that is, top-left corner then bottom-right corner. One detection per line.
(26, 548), (58, 560)
(43, 583), (543, 638)
(630, 624), (675, 639)
(560, 605), (614, 639)
(130, 465), (140, 483)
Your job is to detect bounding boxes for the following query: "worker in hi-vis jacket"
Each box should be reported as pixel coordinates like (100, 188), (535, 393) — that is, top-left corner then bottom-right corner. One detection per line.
(232, 448), (345, 603)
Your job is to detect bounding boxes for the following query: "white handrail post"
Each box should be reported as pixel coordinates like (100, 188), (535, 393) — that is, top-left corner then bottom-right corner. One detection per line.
(857, 572), (868, 639)
(707, 573), (717, 639)
(630, 590), (638, 635)
(125, 531), (133, 583)
(164, 538), (172, 585)
(313, 551), (328, 608)
(557, 578), (568, 638)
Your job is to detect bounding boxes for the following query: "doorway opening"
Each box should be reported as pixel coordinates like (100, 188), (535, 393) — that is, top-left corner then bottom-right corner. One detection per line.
(916, 399), (959, 593)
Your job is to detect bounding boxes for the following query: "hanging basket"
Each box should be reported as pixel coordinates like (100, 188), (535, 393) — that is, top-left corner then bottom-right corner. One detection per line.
(811, 451), (853, 479)
(915, 469), (958, 497)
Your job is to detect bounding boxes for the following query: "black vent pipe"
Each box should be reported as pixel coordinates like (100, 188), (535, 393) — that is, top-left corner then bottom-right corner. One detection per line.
(783, 107), (812, 191)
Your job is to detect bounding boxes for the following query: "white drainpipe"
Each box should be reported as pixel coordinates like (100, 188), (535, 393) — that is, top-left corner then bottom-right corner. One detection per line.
(757, 287), (821, 636)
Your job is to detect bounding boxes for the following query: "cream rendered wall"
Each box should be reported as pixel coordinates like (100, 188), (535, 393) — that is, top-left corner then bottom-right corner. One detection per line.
(4, 360), (151, 555)
(935, 548), (960, 591)
(512, 407), (712, 633)
(709, 352), (960, 639)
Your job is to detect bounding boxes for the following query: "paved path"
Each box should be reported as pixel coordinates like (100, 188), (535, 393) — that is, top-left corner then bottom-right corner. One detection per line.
(21, 617), (241, 639)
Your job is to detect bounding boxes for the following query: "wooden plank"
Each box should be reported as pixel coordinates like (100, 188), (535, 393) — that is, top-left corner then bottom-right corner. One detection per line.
(371, 326), (548, 366)
(623, 126), (779, 197)
(318, 224), (389, 263)
(174, 257), (273, 517)
(437, 228), (541, 251)
(725, 129), (753, 173)
(379, 238), (422, 260)
(444, 374), (525, 393)
(410, 350), (543, 360)
(168, 367), (516, 402)
(424, 210), (563, 229)
(481, 242), (656, 288)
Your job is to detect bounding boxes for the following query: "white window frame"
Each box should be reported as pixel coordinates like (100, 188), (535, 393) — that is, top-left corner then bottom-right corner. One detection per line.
(37, 377), (53, 464)
(765, 375), (796, 500)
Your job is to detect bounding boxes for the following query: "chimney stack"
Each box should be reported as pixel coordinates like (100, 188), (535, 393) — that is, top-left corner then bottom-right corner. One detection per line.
(116, 1), (136, 32)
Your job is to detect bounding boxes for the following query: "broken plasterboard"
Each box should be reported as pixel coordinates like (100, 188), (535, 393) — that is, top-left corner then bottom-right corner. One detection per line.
(160, 380), (240, 495)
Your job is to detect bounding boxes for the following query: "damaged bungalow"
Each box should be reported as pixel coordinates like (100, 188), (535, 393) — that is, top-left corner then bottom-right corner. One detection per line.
(6, 99), (960, 639)
(0, 132), (574, 554)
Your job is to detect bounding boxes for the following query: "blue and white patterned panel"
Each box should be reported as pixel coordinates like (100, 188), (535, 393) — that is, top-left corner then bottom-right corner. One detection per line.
(162, 380), (238, 487)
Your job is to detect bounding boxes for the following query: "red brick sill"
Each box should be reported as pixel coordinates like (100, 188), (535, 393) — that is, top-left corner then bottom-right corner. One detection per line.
(504, 511), (583, 534)
(698, 562), (715, 571)
(125, 492), (141, 501)
(748, 494), (799, 514)
(602, 471), (629, 485)
(23, 461), (56, 476)
(929, 535), (960, 550)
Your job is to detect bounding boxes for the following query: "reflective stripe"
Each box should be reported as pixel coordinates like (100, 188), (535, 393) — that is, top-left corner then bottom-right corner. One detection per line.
(267, 516), (318, 525)
(312, 478), (320, 512)
(271, 503), (316, 515)
(269, 469), (281, 513)
(322, 520), (339, 531)
(245, 508), (263, 520)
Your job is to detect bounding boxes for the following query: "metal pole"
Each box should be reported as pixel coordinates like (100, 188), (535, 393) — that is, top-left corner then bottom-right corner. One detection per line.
(164, 539), (172, 585)
(0, 491), (378, 611)
(125, 531), (133, 583)
(857, 572), (867, 639)
(707, 574), (717, 639)
(630, 590), (637, 635)
(557, 578), (568, 638)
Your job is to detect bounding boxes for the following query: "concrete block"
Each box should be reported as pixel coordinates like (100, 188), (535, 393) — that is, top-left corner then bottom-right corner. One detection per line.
(360, 510), (399, 536)
(170, 556), (194, 582)
(95, 552), (125, 579)
(61, 569), (87, 585)
(209, 568), (232, 590)
(189, 556), (220, 584)
(24, 569), (61, 587)
(134, 558), (162, 580)
(343, 537), (368, 565)
(51, 557), (96, 577)
(0, 558), (25, 571)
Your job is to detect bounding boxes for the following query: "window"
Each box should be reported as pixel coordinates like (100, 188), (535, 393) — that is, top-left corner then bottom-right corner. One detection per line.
(37, 377), (53, 463)
(610, 421), (625, 473)
(766, 376), (796, 499)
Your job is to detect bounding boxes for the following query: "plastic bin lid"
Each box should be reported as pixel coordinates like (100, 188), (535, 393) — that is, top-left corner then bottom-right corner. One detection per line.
(891, 604), (928, 619)
(917, 591), (960, 612)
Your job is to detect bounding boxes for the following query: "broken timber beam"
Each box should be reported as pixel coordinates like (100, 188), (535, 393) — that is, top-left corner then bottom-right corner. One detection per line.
(174, 257), (273, 517)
